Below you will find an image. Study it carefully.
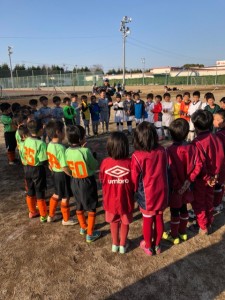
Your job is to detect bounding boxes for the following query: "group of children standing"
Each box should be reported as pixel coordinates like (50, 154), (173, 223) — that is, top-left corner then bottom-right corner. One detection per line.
(1, 89), (225, 256)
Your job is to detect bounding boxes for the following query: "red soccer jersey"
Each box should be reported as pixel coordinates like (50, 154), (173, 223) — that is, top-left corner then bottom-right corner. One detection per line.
(167, 142), (203, 207)
(131, 146), (169, 214)
(152, 103), (162, 122)
(99, 157), (134, 215)
(180, 101), (191, 121)
(192, 131), (224, 183)
(216, 128), (225, 183)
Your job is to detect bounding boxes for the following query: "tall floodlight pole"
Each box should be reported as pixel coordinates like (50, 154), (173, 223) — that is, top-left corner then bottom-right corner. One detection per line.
(8, 46), (14, 89)
(141, 58), (145, 85)
(120, 16), (132, 89)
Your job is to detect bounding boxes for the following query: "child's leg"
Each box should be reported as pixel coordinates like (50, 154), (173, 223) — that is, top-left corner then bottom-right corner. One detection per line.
(120, 122), (123, 132)
(214, 184), (224, 208)
(61, 198), (70, 222)
(127, 121), (132, 133)
(87, 210), (96, 236)
(120, 222), (129, 246)
(5, 132), (17, 163)
(110, 221), (120, 246)
(49, 194), (59, 218)
(154, 214), (164, 246)
(106, 121), (109, 132)
(205, 186), (214, 228)
(163, 126), (169, 138)
(76, 203), (87, 230)
(142, 215), (154, 248)
(35, 166), (47, 220)
(179, 204), (189, 235)
(170, 207), (180, 238)
(116, 122), (119, 131)
(26, 195), (38, 215)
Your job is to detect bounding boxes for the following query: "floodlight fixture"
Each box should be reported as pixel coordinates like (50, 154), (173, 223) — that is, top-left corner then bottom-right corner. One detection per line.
(8, 46), (14, 89)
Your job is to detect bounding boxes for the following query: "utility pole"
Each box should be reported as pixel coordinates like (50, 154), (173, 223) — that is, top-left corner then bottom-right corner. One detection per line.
(120, 16), (132, 89)
(8, 46), (14, 89)
(141, 58), (145, 85)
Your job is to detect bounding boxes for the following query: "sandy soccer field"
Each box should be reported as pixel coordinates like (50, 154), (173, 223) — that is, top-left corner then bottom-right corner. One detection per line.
(0, 87), (225, 300)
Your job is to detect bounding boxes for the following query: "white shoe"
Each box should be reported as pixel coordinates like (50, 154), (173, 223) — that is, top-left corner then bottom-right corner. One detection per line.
(188, 209), (196, 219)
(62, 218), (78, 226)
(214, 203), (223, 212)
(47, 216), (57, 223)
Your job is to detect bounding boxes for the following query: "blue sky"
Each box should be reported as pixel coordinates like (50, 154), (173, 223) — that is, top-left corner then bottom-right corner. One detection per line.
(0, 0), (225, 72)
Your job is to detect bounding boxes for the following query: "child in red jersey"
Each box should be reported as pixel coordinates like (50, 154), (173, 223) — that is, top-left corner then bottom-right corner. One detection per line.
(163, 119), (203, 245)
(100, 132), (134, 254)
(131, 122), (169, 255)
(191, 110), (224, 234)
(152, 95), (163, 140)
(213, 110), (225, 211)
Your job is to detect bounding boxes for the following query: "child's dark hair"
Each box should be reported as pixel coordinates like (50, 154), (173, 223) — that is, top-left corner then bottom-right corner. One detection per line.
(66, 125), (85, 144)
(163, 92), (171, 98)
(115, 93), (121, 99)
(183, 92), (190, 97)
(220, 97), (225, 104)
(11, 102), (21, 113)
(39, 96), (48, 103)
(176, 94), (183, 99)
(91, 95), (96, 101)
(81, 95), (88, 101)
(45, 120), (64, 139)
(169, 118), (189, 142)
(125, 91), (132, 97)
(0, 102), (11, 112)
(52, 96), (61, 103)
(191, 109), (213, 131)
(27, 120), (43, 134)
(155, 95), (162, 101)
(193, 91), (200, 97)
(215, 109), (225, 121)
(13, 113), (28, 127)
(133, 92), (140, 98)
(106, 132), (129, 159)
(18, 124), (29, 138)
(71, 93), (78, 98)
(205, 92), (215, 101)
(29, 99), (38, 106)
(147, 93), (154, 99)
(133, 121), (158, 151)
(99, 89), (106, 94)
(63, 97), (71, 103)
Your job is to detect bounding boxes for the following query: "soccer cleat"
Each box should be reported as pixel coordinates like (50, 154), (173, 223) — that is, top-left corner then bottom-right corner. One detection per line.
(162, 232), (180, 245)
(47, 216), (57, 223)
(62, 219), (78, 226)
(155, 245), (161, 255)
(214, 203), (223, 212)
(112, 245), (119, 253)
(188, 209), (196, 219)
(119, 244), (129, 254)
(140, 240), (154, 256)
(80, 228), (87, 235)
(40, 216), (48, 223)
(86, 230), (101, 243)
(179, 233), (188, 241)
(29, 211), (39, 219)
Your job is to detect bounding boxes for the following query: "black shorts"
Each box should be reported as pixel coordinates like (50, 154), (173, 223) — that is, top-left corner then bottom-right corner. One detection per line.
(71, 175), (98, 211)
(24, 165), (46, 199)
(52, 171), (72, 199)
(4, 132), (17, 151)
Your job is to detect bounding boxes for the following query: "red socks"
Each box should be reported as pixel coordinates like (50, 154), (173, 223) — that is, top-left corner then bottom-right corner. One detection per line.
(110, 222), (129, 246)
(61, 202), (70, 222)
(143, 214), (164, 248)
(37, 199), (47, 217)
(49, 196), (58, 218)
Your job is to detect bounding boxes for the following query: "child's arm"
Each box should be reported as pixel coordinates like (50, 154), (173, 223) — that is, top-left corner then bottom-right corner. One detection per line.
(62, 166), (72, 177)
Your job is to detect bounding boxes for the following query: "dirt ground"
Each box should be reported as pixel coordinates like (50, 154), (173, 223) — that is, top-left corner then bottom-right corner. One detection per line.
(1, 86), (225, 300)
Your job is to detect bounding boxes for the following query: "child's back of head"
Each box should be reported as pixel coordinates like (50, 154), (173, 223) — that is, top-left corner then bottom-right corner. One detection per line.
(169, 118), (189, 142)
(66, 125), (85, 145)
(45, 119), (64, 140)
(191, 109), (213, 131)
(133, 121), (158, 151)
(107, 132), (129, 160)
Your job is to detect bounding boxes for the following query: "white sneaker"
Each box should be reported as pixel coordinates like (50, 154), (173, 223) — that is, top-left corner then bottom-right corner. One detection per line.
(188, 209), (196, 219)
(47, 216), (57, 223)
(214, 203), (223, 212)
(62, 218), (78, 226)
